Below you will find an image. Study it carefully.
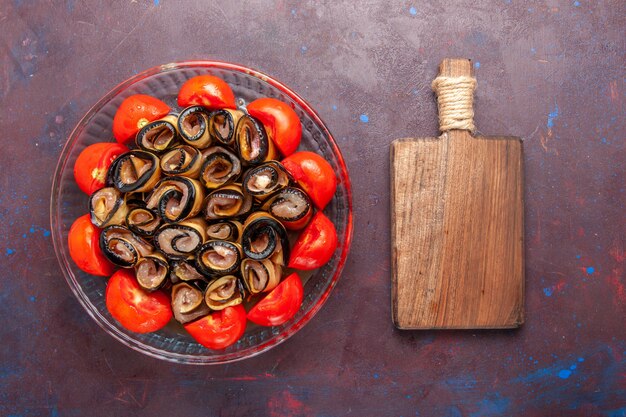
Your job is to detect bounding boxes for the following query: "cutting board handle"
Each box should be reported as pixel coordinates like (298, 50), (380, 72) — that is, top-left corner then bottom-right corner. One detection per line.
(431, 58), (476, 134)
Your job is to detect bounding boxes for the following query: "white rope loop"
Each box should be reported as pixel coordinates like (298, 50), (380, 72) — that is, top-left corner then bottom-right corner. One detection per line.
(431, 75), (477, 133)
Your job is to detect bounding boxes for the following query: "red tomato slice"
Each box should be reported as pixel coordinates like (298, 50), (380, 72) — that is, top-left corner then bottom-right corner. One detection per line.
(177, 75), (236, 110)
(282, 151), (337, 210)
(105, 269), (172, 334)
(68, 214), (115, 276)
(74, 142), (129, 195)
(247, 273), (304, 327)
(288, 212), (338, 270)
(247, 98), (302, 157)
(112, 94), (170, 145)
(184, 305), (247, 350)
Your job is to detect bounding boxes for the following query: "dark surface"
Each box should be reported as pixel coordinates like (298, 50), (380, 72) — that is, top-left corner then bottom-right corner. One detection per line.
(1, 1), (624, 416)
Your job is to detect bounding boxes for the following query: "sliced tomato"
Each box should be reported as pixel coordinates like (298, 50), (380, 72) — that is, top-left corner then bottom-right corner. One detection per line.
(288, 212), (338, 270)
(74, 142), (129, 195)
(112, 94), (170, 145)
(177, 75), (236, 110)
(68, 214), (115, 276)
(282, 151), (337, 210)
(184, 305), (247, 350)
(105, 269), (172, 333)
(247, 273), (304, 327)
(247, 98), (302, 157)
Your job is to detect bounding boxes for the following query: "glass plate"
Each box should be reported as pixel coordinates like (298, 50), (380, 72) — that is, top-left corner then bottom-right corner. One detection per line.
(50, 61), (353, 364)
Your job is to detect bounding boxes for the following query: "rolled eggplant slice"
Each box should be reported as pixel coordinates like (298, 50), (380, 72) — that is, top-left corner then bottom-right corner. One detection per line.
(145, 176), (205, 223)
(204, 184), (252, 220)
(134, 252), (169, 291)
(204, 275), (244, 311)
(99, 225), (154, 268)
(171, 282), (211, 324)
(241, 212), (290, 265)
(171, 260), (207, 283)
(208, 109), (244, 146)
(235, 114), (276, 165)
(160, 145), (203, 178)
(205, 220), (243, 242)
(153, 217), (207, 260)
(108, 150), (161, 193)
(196, 240), (242, 276)
(241, 258), (281, 294)
(126, 207), (161, 237)
(136, 114), (179, 153)
(177, 106), (212, 149)
(199, 146), (241, 189)
(242, 161), (291, 201)
(262, 186), (313, 230)
(89, 187), (128, 228)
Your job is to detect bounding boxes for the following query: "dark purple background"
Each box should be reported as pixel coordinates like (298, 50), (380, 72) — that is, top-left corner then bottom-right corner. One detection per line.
(1, 1), (624, 416)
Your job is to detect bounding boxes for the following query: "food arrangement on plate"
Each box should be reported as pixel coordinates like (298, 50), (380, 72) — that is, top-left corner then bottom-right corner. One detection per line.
(67, 73), (340, 350)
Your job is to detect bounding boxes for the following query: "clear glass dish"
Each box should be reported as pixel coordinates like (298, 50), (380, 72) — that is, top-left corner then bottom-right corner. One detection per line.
(50, 61), (353, 364)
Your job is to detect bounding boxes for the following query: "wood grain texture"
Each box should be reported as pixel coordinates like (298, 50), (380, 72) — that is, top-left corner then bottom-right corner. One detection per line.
(391, 59), (525, 329)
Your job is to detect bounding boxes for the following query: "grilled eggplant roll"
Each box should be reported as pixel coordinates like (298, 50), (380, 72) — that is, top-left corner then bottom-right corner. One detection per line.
(171, 282), (211, 324)
(208, 109), (244, 146)
(205, 220), (243, 242)
(153, 217), (207, 260)
(126, 207), (161, 237)
(136, 114), (179, 153)
(235, 114), (276, 165)
(241, 258), (281, 294)
(196, 240), (242, 276)
(89, 187), (128, 228)
(204, 275), (244, 311)
(262, 186), (313, 230)
(99, 225), (154, 268)
(134, 252), (169, 291)
(177, 106), (212, 149)
(145, 176), (205, 223)
(160, 145), (203, 178)
(108, 150), (161, 193)
(241, 212), (290, 265)
(170, 260), (207, 283)
(199, 146), (241, 189)
(204, 184), (253, 220)
(242, 161), (290, 201)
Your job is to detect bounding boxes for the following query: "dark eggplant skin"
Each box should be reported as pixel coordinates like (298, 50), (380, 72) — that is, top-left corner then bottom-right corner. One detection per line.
(262, 186), (313, 228)
(241, 213), (290, 264)
(88, 187), (128, 228)
(145, 176), (204, 224)
(208, 109), (243, 146)
(242, 161), (290, 201)
(99, 225), (153, 268)
(235, 114), (276, 165)
(177, 106), (212, 148)
(107, 150), (161, 193)
(152, 220), (206, 260)
(204, 275), (245, 311)
(136, 114), (179, 154)
(126, 207), (162, 238)
(199, 146), (241, 189)
(160, 145), (203, 178)
(203, 184), (253, 220)
(196, 240), (243, 276)
(205, 220), (243, 242)
(240, 258), (281, 294)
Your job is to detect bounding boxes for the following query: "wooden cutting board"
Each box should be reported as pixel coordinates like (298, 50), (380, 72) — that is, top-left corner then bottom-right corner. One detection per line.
(390, 58), (524, 329)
